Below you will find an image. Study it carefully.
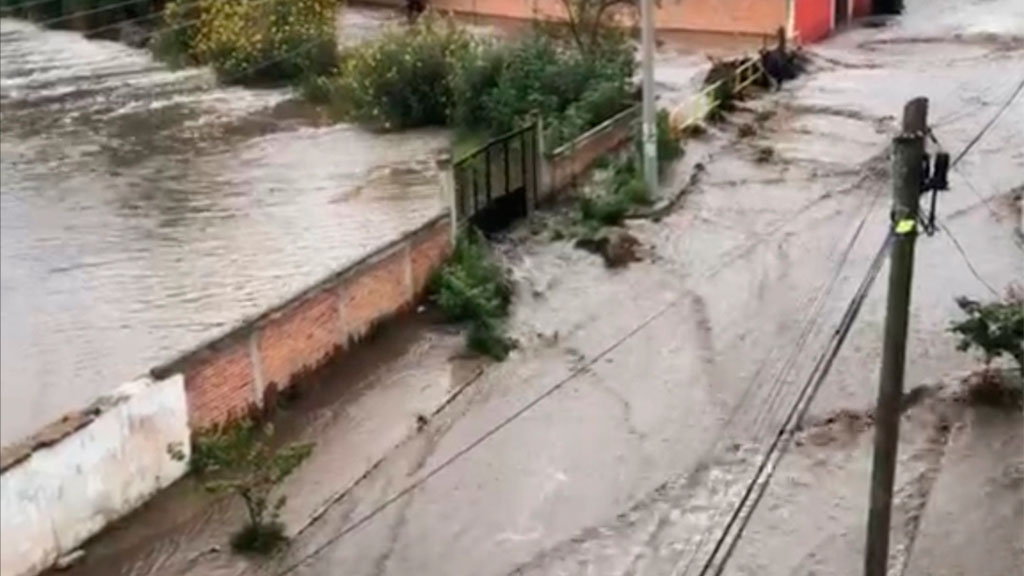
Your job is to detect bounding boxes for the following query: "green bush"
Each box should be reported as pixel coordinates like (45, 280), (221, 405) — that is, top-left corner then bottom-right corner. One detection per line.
(452, 31), (634, 148)
(950, 289), (1024, 374)
(431, 231), (514, 359)
(157, 0), (337, 85)
(332, 17), (473, 130)
(580, 194), (631, 226)
(169, 419), (313, 556)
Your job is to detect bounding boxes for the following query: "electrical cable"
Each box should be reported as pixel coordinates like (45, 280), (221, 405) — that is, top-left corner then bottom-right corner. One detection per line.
(692, 231), (893, 576)
(935, 220), (1001, 298)
(686, 73), (1024, 576)
(674, 173), (889, 576)
(0, 0), (167, 35)
(949, 76), (1024, 169)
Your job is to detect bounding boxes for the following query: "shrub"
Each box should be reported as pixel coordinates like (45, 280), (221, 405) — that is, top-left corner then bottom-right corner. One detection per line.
(452, 31), (634, 148)
(169, 420), (313, 555)
(431, 230), (514, 359)
(157, 0), (337, 84)
(580, 194), (630, 226)
(949, 288), (1024, 375)
(333, 16), (473, 130)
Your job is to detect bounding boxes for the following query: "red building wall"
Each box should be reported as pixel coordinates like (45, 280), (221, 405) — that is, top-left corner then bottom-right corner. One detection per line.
(852, 0), (872, 17)
(794, 0), (833, 43)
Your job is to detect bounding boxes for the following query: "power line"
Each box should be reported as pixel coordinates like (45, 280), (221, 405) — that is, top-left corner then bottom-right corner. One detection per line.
(272, 292), (687, 576)
(949, 76), (1024, 168)
(935, 220), (1000, 298)
(689, 75), (1024, 576)
(693, 231), (893, 576)
(269, 158), (894, 576)
(0, 0), (164, 35)
(674, 174), (888, 576)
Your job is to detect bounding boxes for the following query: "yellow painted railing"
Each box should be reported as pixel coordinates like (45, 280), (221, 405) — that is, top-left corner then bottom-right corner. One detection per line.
(668, 57), (768, 136)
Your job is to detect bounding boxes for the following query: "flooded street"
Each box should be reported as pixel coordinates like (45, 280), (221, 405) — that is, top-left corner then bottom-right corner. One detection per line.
(17, 0), (1024, 574)
(0, 9), (450, 446)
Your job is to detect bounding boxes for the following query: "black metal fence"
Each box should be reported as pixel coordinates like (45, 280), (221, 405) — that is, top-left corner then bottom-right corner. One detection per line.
(453, 123), (538, 234)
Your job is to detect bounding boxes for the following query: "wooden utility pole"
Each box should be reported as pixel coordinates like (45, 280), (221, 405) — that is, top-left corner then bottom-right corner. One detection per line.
(864, 96), (928, 576)
(639, 0), (658, 193)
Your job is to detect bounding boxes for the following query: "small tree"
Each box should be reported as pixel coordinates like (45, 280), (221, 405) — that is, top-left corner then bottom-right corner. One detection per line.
(556, 0), (638, 56)
(170, 419), (313, 554)
(949, 287), (1024, 376)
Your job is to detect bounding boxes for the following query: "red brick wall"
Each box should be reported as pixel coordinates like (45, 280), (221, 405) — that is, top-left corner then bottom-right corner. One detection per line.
(257, 287), (341, 393)
(183, 339), (256, 431)
(172, 215), (452, 430)
(338, 245), (412, 344)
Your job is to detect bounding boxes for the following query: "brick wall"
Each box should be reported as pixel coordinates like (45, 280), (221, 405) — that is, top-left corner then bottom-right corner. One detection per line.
(154, 214), (452, 431)
(544, 105), (639, 199)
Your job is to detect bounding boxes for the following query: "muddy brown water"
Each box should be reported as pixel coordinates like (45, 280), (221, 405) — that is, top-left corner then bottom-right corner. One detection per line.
(0, 10), (452, 447)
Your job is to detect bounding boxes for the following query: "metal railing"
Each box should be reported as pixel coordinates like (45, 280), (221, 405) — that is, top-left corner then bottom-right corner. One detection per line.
(668, 57), (768, 134)
(453, 123), (539, 233)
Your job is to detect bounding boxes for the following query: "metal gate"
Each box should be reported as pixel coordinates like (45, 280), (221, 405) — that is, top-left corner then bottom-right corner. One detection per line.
(453, 123), (538, 234)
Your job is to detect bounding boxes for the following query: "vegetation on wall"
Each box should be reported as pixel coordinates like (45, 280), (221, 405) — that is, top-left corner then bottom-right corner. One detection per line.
(430, 230), (514, 360)
(579, 109), (682, 227)
(316, 11), (635, 148)
(154, 0), (337, 84)
(328, 17), (473, 129)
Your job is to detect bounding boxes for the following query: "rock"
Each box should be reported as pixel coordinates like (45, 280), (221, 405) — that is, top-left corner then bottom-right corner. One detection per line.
(55, 549), (85, 571)
(574, 229), (642, 268)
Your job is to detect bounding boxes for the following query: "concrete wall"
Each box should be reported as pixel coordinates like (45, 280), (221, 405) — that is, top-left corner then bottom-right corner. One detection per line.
(544, 105), (639, 199)
(0, 375), (190, 576)
(153, 213), (453, 431)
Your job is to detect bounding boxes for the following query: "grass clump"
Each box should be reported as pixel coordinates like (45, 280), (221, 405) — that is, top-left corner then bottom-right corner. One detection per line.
(431, 231), (514, 360)
(579, 109), (681, 227)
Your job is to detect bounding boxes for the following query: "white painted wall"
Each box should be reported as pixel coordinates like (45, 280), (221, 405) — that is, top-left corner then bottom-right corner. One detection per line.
(0, 375), (190, 576)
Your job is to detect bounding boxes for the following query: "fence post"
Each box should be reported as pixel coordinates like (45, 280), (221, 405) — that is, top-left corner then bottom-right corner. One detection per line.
(436, 153), (457, 244)
(533, 114), (547, 211)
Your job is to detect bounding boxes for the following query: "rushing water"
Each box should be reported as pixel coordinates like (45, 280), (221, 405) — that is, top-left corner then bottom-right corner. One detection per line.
(0, 13), (450, 447)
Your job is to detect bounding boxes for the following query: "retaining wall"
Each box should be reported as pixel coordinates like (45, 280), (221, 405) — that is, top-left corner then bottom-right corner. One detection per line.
(0, 376), (190, 576)
(0, 212), (453, 576)
(152, 213), (453, 431)
(0, 103), (632, 576)
(543, 105), (639, 200)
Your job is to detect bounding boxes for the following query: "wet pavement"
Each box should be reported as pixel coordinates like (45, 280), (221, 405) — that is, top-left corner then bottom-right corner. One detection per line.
(0, 8), (450, 446)
(264, 1), (1019, 574)
(27, 0), (1024, 574)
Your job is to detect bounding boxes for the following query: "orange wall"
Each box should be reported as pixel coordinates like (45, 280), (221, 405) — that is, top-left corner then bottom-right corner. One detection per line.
(428, 0), (789, 36)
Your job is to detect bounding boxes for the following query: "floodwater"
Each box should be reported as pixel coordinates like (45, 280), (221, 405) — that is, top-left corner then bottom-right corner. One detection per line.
(0, 9), (450, 447)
